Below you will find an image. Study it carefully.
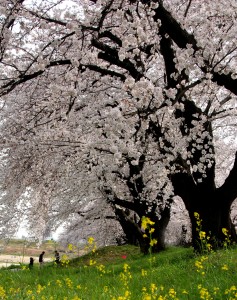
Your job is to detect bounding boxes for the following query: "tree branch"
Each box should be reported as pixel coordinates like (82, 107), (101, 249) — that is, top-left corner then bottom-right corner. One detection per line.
(0, 59), (126, 96)
(154, 2), (237, 95)
(27, 10), (67, 26)
(92, 39), (142, 80)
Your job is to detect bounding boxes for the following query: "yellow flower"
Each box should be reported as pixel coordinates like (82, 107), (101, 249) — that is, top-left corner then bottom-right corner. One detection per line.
(89, 259), (96, 266)
(143, 295), (152, 300)
(199, 231), (206, 239)
(36, 284), (45, 294)
(141, 216), (155, 230)
(149, 239), (158, 247)
(213, 287), (220, 295)
(123, 263), (130, 272)
(222, 264), (229, 271)
(149, 228), (155, 234)
(65, 277), (73, 289)
(68, 243), (73, 251)
(194, 212), (199, 218)
(222, 228), (228, 236)
(88, 237), (95, 245)
(207, 243), (212, 251)
(150, 283), (157, 294)
(168, 288), (177, 298)
(97, 264), (106, 275)
(26, 290), (33, 295)
(125, 290), (131, 298)
(71, 296), (82, 300)
(56, 280), (62, 287)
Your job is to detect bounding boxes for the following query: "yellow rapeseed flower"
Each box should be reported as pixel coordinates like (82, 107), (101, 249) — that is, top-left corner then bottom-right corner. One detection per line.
(168, 288), (177, 299)
(141, 216), (155, 230)
(149, 239), (158, 247)
(56, 279), (62, 287)
(199, 231), (206, 239)
(103, 286), (109, 293)
(0, 286), (4, 299)
(26, 290), (33, 295)
(150, 283), (157, 294)
(194, 212), (199, 218)
(142, 295), (152, 300)
(222, 228), (228, 236)
(68, 243), (73, 251)
(65, 277), (73, 289)
(71, 296), (82, 300)
(198, 285), (212, 300)
(36, 284), (45, 294)
(222, 264), (229, 271)
(213, 287), (220, 295)
(88, 237), (95, 245)
(89, 259), (96, 266)
(97, 264), (106, 274)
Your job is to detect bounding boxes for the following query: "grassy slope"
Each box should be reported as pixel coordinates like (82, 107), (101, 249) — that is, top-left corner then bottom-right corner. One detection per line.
(0, 244), (236, 299)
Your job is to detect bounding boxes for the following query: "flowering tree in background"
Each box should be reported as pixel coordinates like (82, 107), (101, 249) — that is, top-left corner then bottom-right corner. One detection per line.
(0, 0), (237, 252)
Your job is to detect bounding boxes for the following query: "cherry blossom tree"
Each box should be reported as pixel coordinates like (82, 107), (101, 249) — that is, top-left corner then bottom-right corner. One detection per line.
(0, 0), (237, 252)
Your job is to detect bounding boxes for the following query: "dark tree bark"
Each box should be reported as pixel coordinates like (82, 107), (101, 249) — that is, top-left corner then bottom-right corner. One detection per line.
(171, 159), (237, 252)
(113, 204), (170, 254)
(149, 3), (237, 251)
(101, 153), (171, 254)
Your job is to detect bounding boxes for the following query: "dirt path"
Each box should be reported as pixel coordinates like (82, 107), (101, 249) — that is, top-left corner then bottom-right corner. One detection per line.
(0, 254), (51, 268)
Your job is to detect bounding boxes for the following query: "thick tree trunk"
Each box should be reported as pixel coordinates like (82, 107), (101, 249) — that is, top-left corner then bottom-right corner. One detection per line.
(171, 159), (237, 252)
(114, 208), (139, 246)
(113, 205), (170, 254)
(188, 192), (236, 251)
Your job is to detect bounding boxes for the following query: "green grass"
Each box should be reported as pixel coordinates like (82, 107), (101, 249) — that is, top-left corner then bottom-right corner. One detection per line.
(0, 244), (237, 299)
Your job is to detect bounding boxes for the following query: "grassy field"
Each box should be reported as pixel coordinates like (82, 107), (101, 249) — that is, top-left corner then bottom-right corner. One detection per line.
(0, 240), (236, 299)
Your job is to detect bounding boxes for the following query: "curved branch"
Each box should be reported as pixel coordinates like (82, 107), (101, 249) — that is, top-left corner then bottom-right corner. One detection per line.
(154, 2), (237, 95)
(92, 39), (142, 80)
(0, 59), (126, 96)
(27, 10), (67, 26)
